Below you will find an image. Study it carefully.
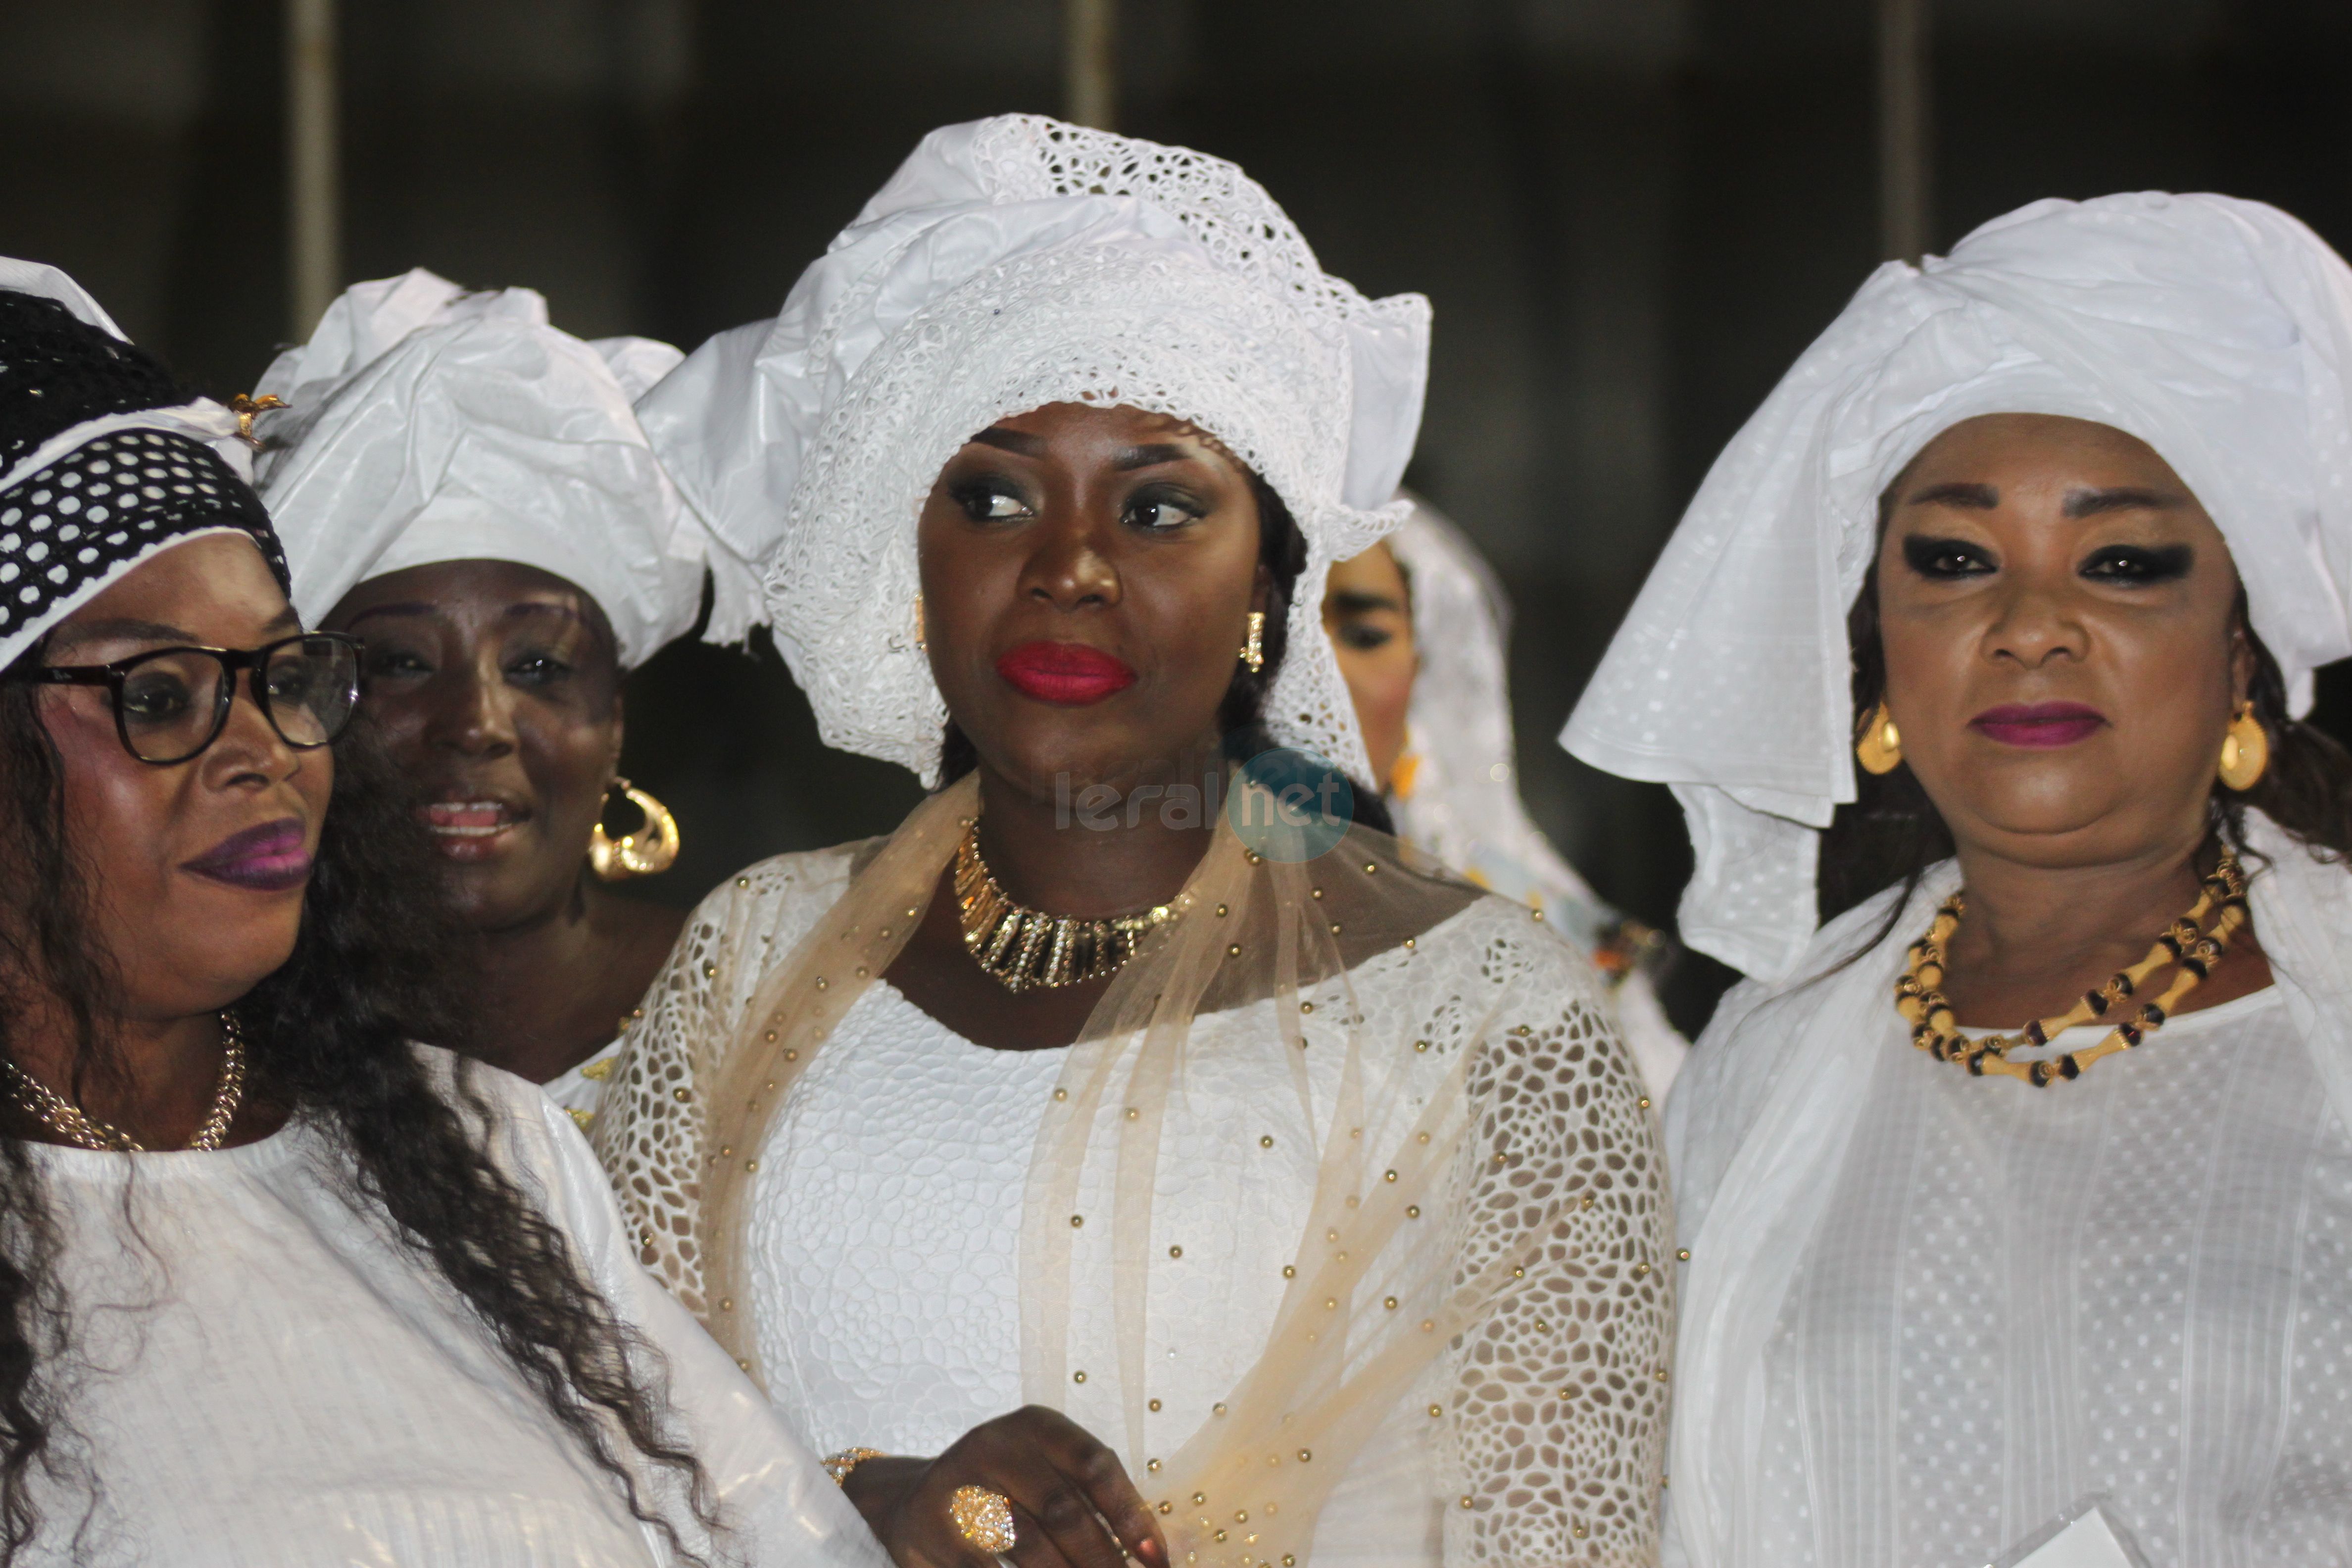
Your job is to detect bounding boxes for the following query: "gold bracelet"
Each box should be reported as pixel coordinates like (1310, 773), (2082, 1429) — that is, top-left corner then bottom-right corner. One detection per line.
(824, 1447), (889, 1487)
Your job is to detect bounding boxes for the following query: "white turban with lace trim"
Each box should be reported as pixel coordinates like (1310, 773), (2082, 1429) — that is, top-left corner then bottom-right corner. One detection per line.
(635, 114), (1431, 787)
(252, 269), (704, 668)
(1563, 192), (2352, 982)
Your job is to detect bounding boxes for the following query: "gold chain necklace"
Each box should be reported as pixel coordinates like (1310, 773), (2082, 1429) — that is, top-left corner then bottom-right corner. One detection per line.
(1897, 850), (2248, 1087)
(954, 822), (1175, 993)
(3, 1013), (250, 1151)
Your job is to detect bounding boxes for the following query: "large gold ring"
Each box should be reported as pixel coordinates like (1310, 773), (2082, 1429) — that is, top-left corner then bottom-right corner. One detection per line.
(949, 1484), (1018, 1553)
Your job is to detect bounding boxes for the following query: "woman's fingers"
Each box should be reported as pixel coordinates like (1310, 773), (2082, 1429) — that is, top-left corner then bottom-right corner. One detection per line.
(998, 1497), (1077, 1568)
(1021, 1410), (1166, 1568)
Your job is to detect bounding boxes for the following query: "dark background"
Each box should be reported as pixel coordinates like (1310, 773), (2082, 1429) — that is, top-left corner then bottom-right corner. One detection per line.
(7, 0), (2350, 1031)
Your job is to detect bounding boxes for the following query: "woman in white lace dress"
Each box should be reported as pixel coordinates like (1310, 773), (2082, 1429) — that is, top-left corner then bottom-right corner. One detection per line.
(253, 272), (711, 1125)
(1565, 194), (2352, 1567)
(1321, 497), (1686, 1097)
(593, 117), (1674, 1568)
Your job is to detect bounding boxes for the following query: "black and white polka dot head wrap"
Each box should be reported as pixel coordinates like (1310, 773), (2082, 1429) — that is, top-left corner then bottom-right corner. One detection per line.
(0, 264), (289, 673)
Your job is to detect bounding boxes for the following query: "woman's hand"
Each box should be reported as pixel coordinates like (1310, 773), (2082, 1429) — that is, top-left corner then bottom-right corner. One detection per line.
(842, 1407), (1168, 1568)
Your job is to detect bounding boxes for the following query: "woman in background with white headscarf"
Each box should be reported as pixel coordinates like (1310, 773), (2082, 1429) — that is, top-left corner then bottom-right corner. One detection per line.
(254, 272), (709, 1124)
(1567, 192), (2352, 1567)
(595, 116), (1674, 1568)
(1322, 496), (1686, 1096)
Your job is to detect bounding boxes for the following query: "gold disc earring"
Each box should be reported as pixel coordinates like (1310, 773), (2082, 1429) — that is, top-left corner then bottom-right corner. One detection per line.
(2218, 700), (2270, 791)
(1856, 700), (1904, 775)
(589, 777), (682, 879)
(1239, 610), (1265, 673)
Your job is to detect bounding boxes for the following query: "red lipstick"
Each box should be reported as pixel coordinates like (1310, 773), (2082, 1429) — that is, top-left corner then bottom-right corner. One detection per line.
(182, 817), (312, 892)
(996, 641), (1137, 706)
(1969, 701), (2108, 748)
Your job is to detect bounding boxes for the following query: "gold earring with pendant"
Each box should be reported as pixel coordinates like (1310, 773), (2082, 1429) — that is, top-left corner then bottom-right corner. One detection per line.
(2218, 700), (2269, 791)
(1855, 701), (1903, 775)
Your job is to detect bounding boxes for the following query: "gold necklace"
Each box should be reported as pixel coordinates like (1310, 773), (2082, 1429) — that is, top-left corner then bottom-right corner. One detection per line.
(3, 1012), (250, 1151)
(953, 823), (1175, 993)
(1897, 850), (2247, 1086)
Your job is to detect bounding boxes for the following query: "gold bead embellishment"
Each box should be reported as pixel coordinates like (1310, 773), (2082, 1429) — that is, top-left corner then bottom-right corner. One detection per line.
(954, 821), (1172, 992)
(948, 1486), (1018, 1553)
(1898, 848), (2248, 1086)
(822, 1447), (887, 1487)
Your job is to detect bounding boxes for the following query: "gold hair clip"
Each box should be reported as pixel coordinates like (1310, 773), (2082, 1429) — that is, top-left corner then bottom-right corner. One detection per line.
(227, 392), (288, 449)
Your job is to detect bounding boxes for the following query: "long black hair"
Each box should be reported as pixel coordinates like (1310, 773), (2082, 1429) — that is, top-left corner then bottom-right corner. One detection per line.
(0, 671), (718, 1561)
(939, 470), (1398, 835)
(1820, 560), (2352, 931)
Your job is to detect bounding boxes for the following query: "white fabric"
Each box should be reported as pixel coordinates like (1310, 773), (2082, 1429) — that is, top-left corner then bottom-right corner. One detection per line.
(15, 1045), (889, 1568)
(253, 269), (704, 667)
(1659, 814), (2352, 1568)
(1382, 495), (1688, 1095)
(749, 978), (1445, 1567)
(1561, 193), (2352, 980)
(602, 843), (1675, 1567)
(542, 1035), (624, 1128)
(636, 114), (1431, 787)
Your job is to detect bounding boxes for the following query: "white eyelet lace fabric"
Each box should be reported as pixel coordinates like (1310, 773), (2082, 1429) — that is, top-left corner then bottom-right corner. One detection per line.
(593, 845), (1675, 1567)
(636, 114), (1431, 789)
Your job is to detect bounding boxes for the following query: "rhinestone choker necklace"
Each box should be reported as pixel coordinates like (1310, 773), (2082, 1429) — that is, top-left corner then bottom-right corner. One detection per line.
(953, 823), (1174, 993)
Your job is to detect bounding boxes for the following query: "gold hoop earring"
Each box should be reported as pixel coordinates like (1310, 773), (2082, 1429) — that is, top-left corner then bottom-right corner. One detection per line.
(2218, 700), (2270, 791)
(589, 777), (681, 880)
(1240, 610), (1265, 674)
(1856, 701), (1904, 775)
(913, 593), (927, 653)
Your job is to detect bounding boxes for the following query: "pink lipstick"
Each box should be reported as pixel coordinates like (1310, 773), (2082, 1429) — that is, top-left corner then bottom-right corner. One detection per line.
(996, 641), (1138, 706)
(1969, 701), (2108, 748)
(183, 817), (312, 892)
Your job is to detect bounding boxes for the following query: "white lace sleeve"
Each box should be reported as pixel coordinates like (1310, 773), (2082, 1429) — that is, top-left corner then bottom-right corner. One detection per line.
(589, 848), (860, 1318)
(1436, 916), (1675, 1568)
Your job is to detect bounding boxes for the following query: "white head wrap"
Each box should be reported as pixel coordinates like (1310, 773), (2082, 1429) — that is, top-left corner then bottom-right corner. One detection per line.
(636, 114), (1431, 786)
(252, 269), (704, 668)
(1562, 192), (2352, 982)
(1383, 494), (1607, 932)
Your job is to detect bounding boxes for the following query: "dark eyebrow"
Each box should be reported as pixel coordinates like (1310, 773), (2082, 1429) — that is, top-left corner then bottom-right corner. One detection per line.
(1114, 443), (1194, 472)
(1903, 481), (1999, 510)
(1329, 589), (1405, 615)
(971, 427), (1047, 457)
(505, 601), (582, 623)
(49, 605), (301, 652)
(2064, 486), (2184, 518)
(340, 601), (438, 629)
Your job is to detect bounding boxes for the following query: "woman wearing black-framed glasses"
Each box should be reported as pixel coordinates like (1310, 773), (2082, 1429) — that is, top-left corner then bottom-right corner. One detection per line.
(14, 630), (360, 764)
(0, 271), (884, 1566)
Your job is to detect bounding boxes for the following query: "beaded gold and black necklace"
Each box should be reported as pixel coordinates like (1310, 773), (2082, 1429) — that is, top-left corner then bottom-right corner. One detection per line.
(1897, 849), (2248, 1087)
(953, 822), (1175, 993)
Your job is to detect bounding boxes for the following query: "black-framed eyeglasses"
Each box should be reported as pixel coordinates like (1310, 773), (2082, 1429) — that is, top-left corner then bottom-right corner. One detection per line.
(13, 632), (363, 766)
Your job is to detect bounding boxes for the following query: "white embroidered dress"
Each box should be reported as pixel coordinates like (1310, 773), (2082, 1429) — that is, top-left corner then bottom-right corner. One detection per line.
(18, 1048), (886, 1568)
(600, 842), (1676, 1568)
(1664, 820), (2352, 1568)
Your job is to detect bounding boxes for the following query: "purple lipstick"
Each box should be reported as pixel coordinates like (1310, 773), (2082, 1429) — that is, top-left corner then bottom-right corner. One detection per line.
(183, 817), (312, 893)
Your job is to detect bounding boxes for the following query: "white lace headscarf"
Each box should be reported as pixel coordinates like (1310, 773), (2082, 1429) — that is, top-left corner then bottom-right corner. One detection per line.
(252, 269), (705, 668)
(1385, 493), (1610, 937)
(1562, 192), (2352, 982)
(636, 114), (1431, 787)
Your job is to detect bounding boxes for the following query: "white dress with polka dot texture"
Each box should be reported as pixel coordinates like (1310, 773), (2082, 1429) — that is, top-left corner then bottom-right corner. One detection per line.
(1733, 986), (2352, 1567)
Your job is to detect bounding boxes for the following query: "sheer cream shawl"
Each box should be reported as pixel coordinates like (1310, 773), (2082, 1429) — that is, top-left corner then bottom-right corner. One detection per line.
(595, 774), (1674, 1566)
